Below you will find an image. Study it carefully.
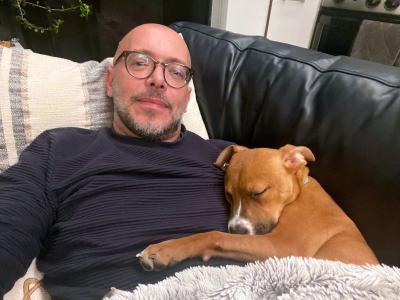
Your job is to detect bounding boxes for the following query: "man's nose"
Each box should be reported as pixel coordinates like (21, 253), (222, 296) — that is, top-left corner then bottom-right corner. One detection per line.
(147, 64), (166, 89)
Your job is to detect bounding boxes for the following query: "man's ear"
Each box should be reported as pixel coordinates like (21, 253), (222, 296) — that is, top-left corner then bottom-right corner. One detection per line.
(183, 85), (192, 113)
(106, 66), (113, 97)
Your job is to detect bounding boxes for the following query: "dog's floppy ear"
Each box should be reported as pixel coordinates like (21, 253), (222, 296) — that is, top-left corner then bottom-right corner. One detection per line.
(280, 144), (316, 171)
(214, 145), (248, 171)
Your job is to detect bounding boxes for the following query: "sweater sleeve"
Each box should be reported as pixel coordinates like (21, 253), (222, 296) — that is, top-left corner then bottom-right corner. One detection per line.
(0, 130), (55, 296)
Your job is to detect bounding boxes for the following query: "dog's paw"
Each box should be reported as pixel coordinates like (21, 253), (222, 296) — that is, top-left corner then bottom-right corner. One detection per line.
(136, 243), (177, 271)
(136, 250), (157, 271)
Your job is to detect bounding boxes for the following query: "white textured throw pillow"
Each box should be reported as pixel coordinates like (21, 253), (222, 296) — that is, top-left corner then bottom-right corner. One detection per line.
(0, 46), (208, 172)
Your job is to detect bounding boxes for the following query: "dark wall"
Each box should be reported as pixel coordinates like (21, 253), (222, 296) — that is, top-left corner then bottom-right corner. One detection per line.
(0, 0), (211, 62)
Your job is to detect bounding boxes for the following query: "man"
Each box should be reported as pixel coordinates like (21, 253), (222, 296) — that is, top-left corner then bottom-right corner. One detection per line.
(108, 23), (193, 141)
(0, 24), (238, 299)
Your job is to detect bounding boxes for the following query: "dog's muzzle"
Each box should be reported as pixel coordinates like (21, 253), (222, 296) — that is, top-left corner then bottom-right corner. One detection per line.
(255, 222), (277, 234)
(228, 217), (255, 235)
(229, 224), (251, 235)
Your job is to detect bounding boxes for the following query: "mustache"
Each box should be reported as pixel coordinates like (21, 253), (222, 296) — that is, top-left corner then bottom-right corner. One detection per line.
(130, 92), (172, 109)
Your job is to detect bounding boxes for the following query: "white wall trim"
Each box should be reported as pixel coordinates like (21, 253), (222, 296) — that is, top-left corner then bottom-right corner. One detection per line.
(211, 0), (229, 29)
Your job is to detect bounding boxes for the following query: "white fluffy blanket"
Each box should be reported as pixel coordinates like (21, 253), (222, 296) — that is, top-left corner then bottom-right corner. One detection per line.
(103, 257), (400, 300)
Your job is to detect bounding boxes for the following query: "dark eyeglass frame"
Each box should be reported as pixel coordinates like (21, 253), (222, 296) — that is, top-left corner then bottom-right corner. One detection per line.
(114, 50), (194, 89)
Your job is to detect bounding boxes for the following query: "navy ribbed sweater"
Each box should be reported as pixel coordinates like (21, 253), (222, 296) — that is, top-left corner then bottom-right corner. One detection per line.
(0, 127), (240, 299)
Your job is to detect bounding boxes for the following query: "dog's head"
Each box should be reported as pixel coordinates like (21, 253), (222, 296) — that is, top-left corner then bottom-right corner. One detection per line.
(214, 144), (315, 235)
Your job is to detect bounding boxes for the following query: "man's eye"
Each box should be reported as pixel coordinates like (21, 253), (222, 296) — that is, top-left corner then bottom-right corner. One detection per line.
(168, 66), (186, 79)
(131, 60), (148, 67)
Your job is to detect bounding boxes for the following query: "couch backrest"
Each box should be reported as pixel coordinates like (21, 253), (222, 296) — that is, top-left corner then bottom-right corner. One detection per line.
(171, 21), (400, 266)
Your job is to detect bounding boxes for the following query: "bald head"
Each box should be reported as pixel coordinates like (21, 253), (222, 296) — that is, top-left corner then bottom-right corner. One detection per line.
(114, 23), (191, 67)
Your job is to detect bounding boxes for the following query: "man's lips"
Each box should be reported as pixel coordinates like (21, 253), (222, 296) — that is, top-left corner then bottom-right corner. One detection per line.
(135, 97), (170, 109)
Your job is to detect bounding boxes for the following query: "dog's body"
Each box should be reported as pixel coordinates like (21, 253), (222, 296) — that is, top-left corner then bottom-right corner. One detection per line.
(138, 145), (378, 271)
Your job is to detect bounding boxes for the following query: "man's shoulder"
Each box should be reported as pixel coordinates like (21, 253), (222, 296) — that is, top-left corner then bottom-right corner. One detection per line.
(45, 127), (99, 137)
(183, 130), (234, 153)
(208, 138), (234, 150)
(31, 127), (106, 152)
(184, 129), (233, 147)
(39, 127), (104, 142)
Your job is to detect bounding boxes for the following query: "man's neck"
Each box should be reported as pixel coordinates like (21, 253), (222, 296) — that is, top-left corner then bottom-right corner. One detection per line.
(112, 122), (182, 143)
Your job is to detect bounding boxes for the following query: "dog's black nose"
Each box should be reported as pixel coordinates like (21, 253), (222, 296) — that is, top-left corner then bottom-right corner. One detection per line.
(229, 224), (249, 235)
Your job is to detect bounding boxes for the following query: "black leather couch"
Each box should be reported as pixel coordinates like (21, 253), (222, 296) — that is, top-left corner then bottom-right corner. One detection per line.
(171, 21), (400, 267)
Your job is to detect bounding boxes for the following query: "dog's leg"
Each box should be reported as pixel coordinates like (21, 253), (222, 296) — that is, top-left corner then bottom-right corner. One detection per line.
(314, 231), (379, 265)
(137, 230), (299, 271)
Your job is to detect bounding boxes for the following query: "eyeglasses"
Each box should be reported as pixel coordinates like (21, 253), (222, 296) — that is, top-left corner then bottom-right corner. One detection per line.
(114, 50), (194, 89)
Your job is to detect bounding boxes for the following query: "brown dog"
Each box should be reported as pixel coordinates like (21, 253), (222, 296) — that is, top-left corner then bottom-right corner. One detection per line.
(137, 145), (378, 271)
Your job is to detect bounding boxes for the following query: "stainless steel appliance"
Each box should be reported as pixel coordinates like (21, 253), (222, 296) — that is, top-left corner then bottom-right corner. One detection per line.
(311, 0), (400, 56)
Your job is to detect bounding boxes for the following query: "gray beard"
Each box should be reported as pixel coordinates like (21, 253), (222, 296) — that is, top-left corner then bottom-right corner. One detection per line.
(114, 100), (183, 142)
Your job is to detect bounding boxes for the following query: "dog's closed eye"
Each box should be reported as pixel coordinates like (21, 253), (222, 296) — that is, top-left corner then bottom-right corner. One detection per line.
(250, 187), (269, 199)
(225, 192), (233, 203)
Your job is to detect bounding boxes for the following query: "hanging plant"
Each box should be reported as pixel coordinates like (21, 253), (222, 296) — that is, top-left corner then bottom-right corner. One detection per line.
(10, 0), (92, 33)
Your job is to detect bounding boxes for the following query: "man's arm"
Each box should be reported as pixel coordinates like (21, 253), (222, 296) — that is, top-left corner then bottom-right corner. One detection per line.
(0, 131), (55, 296)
